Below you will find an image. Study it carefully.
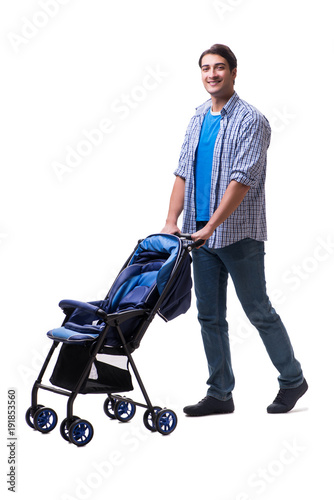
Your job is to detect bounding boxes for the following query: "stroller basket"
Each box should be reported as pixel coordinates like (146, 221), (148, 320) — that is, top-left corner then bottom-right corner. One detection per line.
(26, 233), (198, 446)
(50, 345), (134, 394)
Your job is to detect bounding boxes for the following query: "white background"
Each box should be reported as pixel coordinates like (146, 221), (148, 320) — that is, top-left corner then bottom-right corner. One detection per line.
(1, 0), (333, 498)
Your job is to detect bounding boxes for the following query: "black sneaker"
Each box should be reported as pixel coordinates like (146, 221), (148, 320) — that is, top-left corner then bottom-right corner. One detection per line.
(183, 396), (234, 416)
(267, 379), (308, 414)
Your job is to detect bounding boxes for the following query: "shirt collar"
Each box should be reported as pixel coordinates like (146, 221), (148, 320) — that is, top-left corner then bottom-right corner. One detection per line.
(195, 91), (240, 117)
(222, 91), (239, 117)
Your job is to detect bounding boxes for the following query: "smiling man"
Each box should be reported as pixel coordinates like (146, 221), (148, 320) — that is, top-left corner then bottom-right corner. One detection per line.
(162, 44), (308, 416)
(201, 52), (236, 110)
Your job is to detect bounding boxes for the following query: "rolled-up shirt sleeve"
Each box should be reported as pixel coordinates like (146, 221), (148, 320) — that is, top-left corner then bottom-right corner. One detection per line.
(230, 113), (271, 187)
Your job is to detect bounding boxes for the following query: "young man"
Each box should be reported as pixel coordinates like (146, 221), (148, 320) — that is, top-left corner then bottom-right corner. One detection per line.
(162, 44), (308, 416)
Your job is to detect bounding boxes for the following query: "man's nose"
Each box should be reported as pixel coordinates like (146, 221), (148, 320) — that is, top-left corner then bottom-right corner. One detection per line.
(208, 67), (218, 78)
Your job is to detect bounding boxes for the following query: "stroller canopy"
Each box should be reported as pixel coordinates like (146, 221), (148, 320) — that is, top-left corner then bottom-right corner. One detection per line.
(109, 234), (188, 314)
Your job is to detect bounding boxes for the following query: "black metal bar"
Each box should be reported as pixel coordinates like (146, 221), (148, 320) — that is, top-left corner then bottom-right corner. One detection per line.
(37, 341), (59, 383)
(115, 322), (155, 414)
(106, 308), (149, 327)
(31, 341), (59, 407)
(35, 383), (72, 397)
(177, 233), (205, 249)
(108, 395), (148, 410)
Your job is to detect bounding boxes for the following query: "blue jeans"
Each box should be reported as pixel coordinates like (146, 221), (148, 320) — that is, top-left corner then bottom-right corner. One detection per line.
(192, 231), (304, 401)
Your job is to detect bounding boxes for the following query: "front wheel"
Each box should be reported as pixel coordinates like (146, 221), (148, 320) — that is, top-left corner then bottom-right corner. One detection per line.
(60, 416), (80, 441)
(68, 419), (94, 447)
(114, 399), (136, 422)
(25, 405), (44, 429)
(155, 409), (177, 435)
(103, 397), (118, 420)
(143, 406), (162, 432)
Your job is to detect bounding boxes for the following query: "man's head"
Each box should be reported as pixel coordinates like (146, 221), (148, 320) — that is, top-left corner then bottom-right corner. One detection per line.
(198, 44), (237, 72)
(199, 44), (237, 106)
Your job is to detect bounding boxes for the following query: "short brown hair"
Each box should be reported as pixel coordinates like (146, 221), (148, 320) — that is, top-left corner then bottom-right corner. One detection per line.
(198, 44), (237, 71)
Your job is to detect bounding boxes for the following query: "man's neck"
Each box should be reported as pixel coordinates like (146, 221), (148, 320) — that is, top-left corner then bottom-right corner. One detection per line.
(211, 91), (234, 112)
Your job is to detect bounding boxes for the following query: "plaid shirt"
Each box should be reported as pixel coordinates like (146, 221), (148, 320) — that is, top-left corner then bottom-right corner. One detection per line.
(174, 92), (271, 248)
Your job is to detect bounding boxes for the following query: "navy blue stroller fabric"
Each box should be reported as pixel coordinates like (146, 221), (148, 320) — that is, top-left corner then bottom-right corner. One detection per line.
(47, 234), (192, 347)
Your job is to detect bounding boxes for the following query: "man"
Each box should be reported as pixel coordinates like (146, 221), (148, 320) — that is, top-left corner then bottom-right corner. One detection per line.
(162, 44), (307, 415)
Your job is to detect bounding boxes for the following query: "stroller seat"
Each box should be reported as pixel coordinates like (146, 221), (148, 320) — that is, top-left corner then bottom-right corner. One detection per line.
(47, 234), (191, 346)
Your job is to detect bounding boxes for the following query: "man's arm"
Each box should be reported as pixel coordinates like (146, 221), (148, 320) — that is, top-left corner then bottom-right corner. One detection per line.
(192, 180), (250, 244)
(161, 176), (185, 234)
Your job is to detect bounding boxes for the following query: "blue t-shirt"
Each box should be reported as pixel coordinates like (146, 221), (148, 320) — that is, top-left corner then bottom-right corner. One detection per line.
(195, 109), (221, 221)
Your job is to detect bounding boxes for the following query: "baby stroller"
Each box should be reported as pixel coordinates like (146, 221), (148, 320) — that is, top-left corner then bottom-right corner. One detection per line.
(25, 233), (199, 446)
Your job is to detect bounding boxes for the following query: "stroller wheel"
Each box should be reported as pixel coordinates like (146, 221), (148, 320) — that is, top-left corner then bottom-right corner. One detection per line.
(114, 399), (136, 422)
(103, 397), (117, 420)
(25, 405), (44, 429)
(60, 416), (80, 441)
(155, 409), (178, 435)
(68, 419), (94, 447)
(33, 407), (58, 434)
(143, 406), (162, 432)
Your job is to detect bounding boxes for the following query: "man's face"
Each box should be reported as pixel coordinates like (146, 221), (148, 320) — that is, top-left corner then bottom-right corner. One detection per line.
(201, 54), (237, 98)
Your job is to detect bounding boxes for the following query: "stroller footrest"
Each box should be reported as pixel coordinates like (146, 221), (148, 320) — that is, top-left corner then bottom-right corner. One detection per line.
(47, 326), (100, 344)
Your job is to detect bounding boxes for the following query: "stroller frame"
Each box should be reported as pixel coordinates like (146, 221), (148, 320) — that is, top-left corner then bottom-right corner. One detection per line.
(26, 234), (199, 446)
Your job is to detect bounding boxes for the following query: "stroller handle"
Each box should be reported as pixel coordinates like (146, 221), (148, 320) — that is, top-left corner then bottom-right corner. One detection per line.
(176, 233), (205, 249)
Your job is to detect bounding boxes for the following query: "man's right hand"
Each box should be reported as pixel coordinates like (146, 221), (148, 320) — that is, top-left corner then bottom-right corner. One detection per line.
(160, 222), (181, 235)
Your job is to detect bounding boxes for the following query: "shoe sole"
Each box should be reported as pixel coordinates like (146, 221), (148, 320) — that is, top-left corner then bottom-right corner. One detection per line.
(184, 410), (234, 417)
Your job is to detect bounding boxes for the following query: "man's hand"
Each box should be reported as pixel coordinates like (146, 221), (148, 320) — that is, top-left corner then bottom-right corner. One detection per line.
(191, 223), (214, 248)
(161, 222), (181, 235)
(191, 181), (250, 247)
